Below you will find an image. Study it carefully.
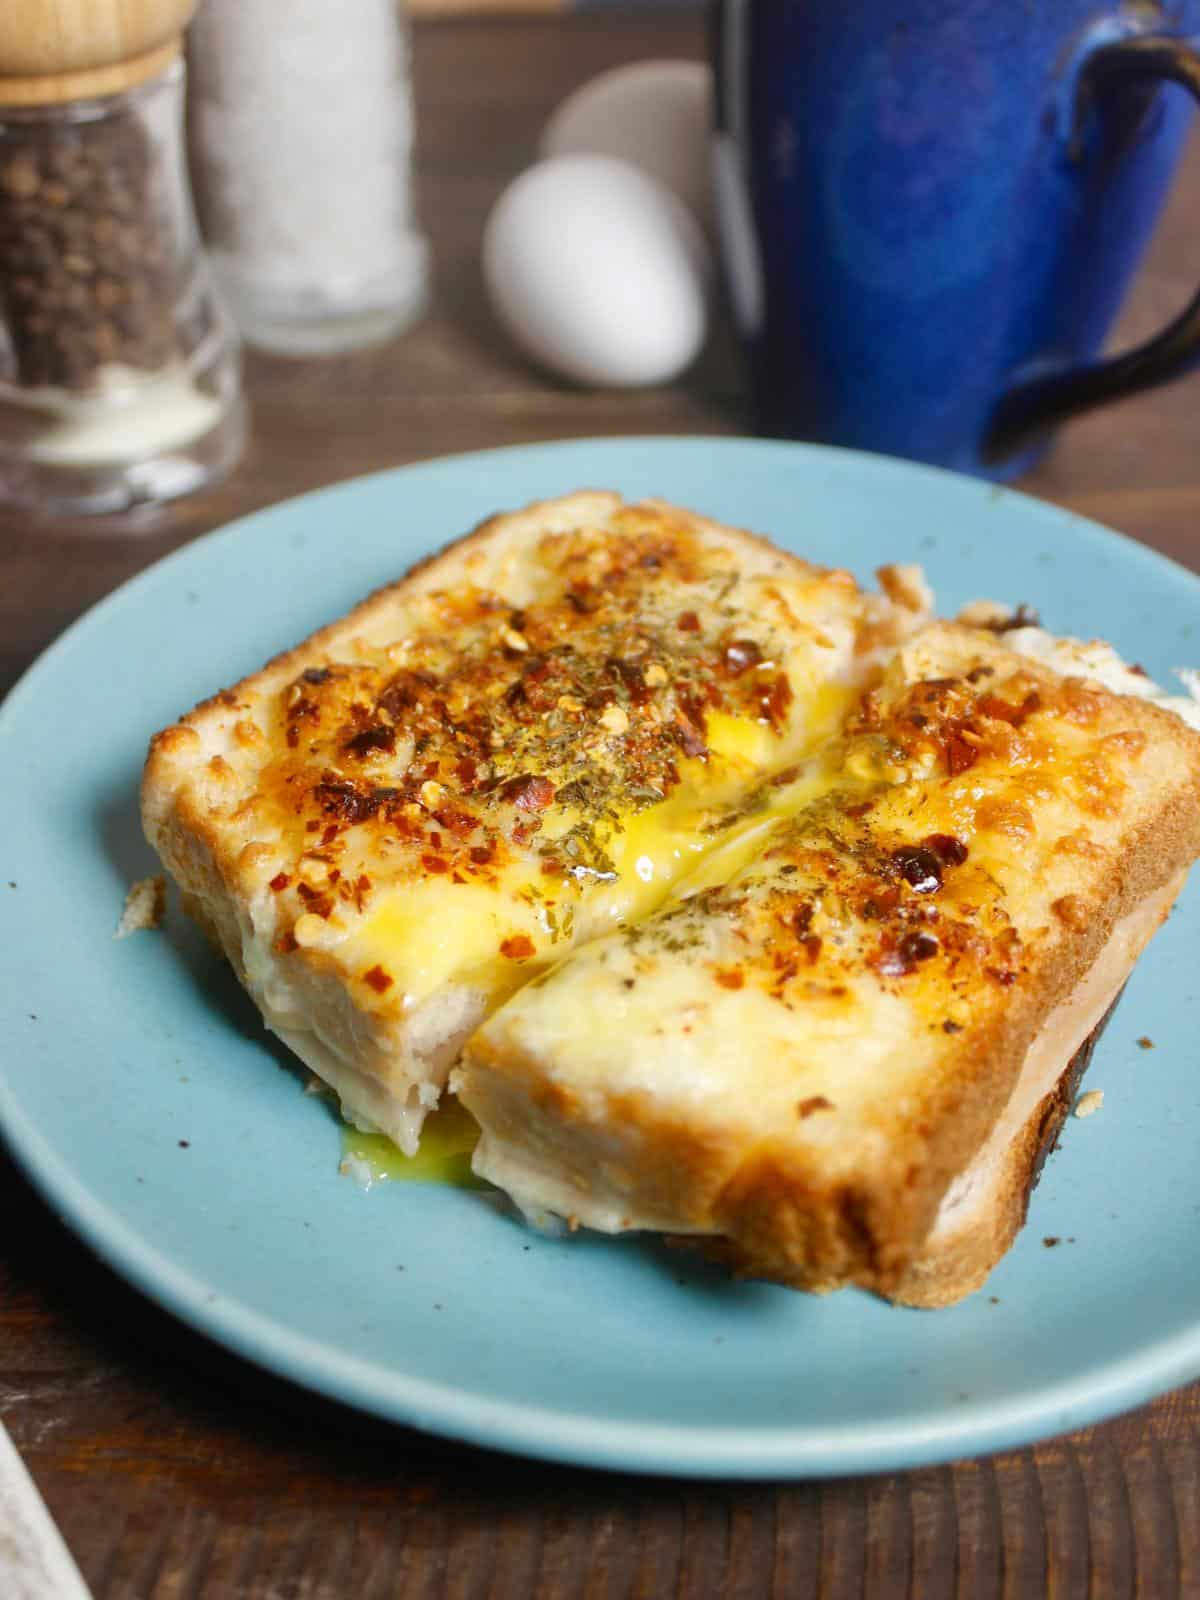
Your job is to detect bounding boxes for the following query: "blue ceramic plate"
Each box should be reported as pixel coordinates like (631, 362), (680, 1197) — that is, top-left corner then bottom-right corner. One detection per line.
(2, 438), (1198, 1479)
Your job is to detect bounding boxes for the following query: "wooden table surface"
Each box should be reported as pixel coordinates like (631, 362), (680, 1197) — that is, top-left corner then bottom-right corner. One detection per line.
(2, 15), (1199, 1598)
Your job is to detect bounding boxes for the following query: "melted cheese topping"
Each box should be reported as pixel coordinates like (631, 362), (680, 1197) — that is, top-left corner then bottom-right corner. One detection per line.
(250, 514), (913, 1018)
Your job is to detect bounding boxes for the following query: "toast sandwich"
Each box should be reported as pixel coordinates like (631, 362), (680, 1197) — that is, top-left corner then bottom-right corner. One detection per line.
(143, 494), (1200, 1305)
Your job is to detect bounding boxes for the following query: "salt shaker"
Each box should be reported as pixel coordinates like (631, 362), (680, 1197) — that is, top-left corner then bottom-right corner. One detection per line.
(0, 0), (245, 515)
(188, 0), (430, 356)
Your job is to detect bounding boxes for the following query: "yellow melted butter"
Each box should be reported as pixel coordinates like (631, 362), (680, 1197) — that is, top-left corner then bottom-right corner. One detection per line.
(341, 1097), (483, 1188)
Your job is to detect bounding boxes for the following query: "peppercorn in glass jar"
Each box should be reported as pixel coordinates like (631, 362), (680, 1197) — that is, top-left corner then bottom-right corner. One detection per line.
(0, 55), (244, 515)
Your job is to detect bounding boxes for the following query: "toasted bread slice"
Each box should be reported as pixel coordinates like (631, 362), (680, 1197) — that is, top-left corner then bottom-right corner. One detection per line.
(142, 493), (929, 1154)
(456, 623), (1200, 1302)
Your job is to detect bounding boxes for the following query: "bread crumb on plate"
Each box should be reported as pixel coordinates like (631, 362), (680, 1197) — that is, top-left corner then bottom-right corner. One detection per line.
(115, 875), (166, 938)
(1074, 1089), (1104, 1119)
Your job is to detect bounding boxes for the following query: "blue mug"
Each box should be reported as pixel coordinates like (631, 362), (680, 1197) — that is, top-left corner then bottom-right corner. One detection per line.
(713, 1), (1200, 477)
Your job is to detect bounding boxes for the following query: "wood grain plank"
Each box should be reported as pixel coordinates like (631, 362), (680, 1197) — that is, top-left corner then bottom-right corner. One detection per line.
(1128, 1438), (1181, 1600)
(949, 1457), (1002, 1600)
(798, 1480), (852, 1600)
(1169, 1439), (1200, 1599)
(769, 1485), (820, 1600)
(996, 1452), (1048, 1598)
(1037, 1443), (1090, 1599)
(1078, 1435), (1136, 1600)
(864, 1472), (912, 1597)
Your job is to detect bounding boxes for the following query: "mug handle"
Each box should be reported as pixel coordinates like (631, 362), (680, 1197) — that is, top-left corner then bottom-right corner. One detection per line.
(984, 35), (1200, 464)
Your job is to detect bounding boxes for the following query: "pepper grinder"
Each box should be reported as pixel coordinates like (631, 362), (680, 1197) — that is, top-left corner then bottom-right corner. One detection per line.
(0, 0), (245, 517)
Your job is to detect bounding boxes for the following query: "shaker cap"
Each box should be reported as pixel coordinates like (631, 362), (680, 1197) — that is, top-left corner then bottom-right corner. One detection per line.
(0, 0), (196, 105)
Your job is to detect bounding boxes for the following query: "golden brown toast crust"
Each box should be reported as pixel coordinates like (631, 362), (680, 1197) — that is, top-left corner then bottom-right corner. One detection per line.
(892, 993), (1120, 1308)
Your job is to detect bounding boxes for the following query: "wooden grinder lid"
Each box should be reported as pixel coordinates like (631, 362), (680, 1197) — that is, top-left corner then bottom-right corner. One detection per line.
(0, 0), (197, 106)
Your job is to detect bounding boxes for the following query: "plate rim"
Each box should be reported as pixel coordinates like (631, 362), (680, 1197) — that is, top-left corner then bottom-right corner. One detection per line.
(3, 434), (1199, 1479)
(5, 432), (1199, 727)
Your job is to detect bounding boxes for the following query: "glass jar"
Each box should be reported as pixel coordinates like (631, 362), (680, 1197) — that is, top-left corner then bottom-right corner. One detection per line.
(187, 0), (429, 357)
(0, 57), (245, 516)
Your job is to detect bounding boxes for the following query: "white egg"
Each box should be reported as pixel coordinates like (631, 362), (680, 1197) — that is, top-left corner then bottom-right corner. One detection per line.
(541, 61), (714, 234)
(483, 155), (710, 389)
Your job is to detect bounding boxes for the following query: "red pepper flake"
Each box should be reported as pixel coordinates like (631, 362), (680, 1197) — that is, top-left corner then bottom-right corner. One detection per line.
(758, 672), (794, 732)
(422, 855), (450, 874)
(298, 882), (335, 917)
(875, 929), (940, 975)
(269, 872), (291, 892)
(800, 934), (822, 965)
(276, 930), (298, 954)
(673, 710), (708, 759)
(945, 733), (979, 776)
(287, 696), (319, 724)
(924, 833), (968, 866)
(500, 934), (536, 960)
(723, 638), (763, 676)
(344, 724), (396, 758)
(469, 844), (495, 866)
(976, 690), (1041, 727)
(363, 965), (393, 994)
(512, 774), (560, 812)
(715, 968), (745, 990)
(893, 848), (943, 894)
(315, 781), (381, 825)
(901, 930), (940, 963)
(435, 807), (477, 837)
(797, 1095), (834, 1118)
(499, 773), (556, 811)
(676, 610), (701, 632)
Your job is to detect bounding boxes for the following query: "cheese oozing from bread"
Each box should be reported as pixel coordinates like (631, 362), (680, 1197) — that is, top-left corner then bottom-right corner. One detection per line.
(142, 494), (929, 1154)
(456, 622), (1200, 1301)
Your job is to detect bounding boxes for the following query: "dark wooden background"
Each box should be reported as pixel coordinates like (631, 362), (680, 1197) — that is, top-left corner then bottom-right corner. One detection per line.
(2, 16), (1198, 1597)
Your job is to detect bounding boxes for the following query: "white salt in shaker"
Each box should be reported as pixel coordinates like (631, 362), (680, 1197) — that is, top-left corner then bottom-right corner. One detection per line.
(188, 0), (429, 356)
